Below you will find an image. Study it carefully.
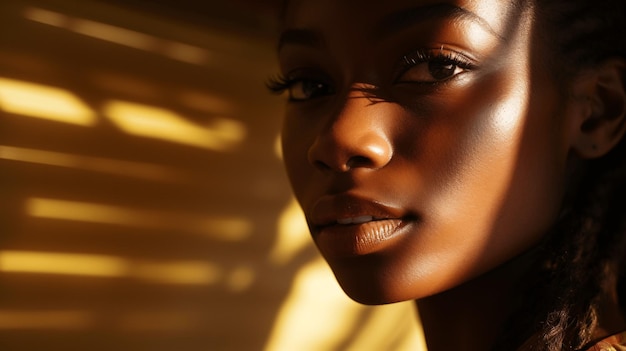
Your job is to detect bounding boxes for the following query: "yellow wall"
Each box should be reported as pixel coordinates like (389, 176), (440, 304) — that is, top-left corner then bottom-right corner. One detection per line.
(0, 1), (425, 349)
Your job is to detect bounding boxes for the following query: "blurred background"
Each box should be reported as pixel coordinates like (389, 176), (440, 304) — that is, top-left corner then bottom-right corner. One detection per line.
(0, 0), (424, 349)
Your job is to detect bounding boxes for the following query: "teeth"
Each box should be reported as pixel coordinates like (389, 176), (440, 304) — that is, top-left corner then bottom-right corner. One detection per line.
(337, 216), (374, 225)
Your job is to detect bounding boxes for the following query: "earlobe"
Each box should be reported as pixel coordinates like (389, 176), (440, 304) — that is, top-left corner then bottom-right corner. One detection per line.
(571, 58), (626, 159)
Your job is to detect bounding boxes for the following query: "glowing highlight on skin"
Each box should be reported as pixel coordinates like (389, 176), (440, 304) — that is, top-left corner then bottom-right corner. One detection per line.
(461, 21), (499, 53)
(0, 77), (96, 126)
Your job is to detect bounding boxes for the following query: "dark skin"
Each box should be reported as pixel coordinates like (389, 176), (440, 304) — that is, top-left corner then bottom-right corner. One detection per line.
(275, 0), (626, 349)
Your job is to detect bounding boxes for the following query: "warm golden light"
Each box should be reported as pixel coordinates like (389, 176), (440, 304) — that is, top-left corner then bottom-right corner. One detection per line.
(103, 100), (246, 151)
(178, 90), (235, 115)
(118, 311), (196, 332)
(0, 77), (97, 126)
(23, 7), (212, 65)
(72, 18), (156, 51)
(226, 266), (255, 292)
(269, 198), (309, 265)
(163, 41), (210, 65)
(0, 251), (128, 277)
(345, 303), (426, 351)
(207, 117), (247, 144)
(264, 259), (424, 351)
(92, 72), (159, 100)
(0, 250), (228, 286)
(264, 259), (362, 350)
(24, 6), (155, 52)
(265, 199), (425, 349)
(26, 197), (251, 241)
(22, 6), (67, 27)
(132, 261), (222, 285)
(0, 310), (93, 330)
(0, 145), (191, 183)
(274, 133), (283, 160)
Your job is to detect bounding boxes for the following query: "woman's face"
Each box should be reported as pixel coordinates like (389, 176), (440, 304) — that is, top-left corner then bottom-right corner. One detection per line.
(278, 0), (573, 304)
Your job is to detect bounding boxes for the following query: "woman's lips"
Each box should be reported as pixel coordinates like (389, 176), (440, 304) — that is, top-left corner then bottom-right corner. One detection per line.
(309, 195), (413, 257)
(314, 218), (409, 257)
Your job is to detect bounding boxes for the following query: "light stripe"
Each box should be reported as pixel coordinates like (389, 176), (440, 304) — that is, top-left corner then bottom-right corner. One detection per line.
(26, 197), (251, 241)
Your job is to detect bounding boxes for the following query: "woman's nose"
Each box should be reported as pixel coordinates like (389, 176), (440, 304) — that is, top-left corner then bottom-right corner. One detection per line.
(307, 93), (393, 172)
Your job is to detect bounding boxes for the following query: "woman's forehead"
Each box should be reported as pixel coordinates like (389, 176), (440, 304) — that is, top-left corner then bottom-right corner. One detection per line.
(282, 0), (520, 37)
(278, 0), (528, 63)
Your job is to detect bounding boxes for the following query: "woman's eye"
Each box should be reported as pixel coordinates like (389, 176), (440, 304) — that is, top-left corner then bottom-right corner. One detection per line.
(395, 50), (474, 84)
(287, 79), (334, 101)
(398, 60), (466, 83)
(266, 73), (335, 102)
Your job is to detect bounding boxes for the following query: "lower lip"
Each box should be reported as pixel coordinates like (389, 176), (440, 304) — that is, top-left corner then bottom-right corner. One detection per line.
(313, 219), (409, 257)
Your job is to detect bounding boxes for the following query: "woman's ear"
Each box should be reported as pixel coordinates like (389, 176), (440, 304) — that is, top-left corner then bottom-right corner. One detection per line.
(571, 58), (626, 159)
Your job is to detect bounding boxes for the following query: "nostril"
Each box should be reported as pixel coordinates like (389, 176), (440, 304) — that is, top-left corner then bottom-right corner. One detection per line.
(308, 137), (393, 172)
(313, 160), (332, 171)
(306, 117), (393, 172)
(346, 155), (373, 169)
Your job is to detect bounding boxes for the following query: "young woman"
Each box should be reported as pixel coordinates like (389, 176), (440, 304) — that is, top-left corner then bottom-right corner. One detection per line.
(268, 0), (626, 350)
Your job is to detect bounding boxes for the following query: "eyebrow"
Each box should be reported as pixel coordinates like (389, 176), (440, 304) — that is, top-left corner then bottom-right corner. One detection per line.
(277, 28), (324, 51)
(277, 3), (503, 52)
(373, 3), (503, 41)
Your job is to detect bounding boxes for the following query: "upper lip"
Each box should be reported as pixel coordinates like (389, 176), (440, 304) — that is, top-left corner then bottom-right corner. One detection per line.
(309, 193), (407, 228)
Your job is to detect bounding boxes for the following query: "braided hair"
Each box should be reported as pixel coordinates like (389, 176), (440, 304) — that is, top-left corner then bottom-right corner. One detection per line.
(497, 1), (626, 350)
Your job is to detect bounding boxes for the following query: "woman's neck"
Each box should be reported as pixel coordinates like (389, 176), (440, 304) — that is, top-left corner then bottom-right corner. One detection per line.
(591, 271), (626, 342)
(415, 249), (626, 351)
(415, 248), (539, 351)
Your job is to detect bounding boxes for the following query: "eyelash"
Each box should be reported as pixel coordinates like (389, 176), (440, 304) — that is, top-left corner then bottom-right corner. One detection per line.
(397, 48), (476, 83)
(266, 74), (294, 95)
(266, 48), (476, 99)
(266, 73), (334, 102)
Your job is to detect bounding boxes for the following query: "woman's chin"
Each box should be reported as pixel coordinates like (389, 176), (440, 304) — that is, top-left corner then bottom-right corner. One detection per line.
(331, 268), (431, 305)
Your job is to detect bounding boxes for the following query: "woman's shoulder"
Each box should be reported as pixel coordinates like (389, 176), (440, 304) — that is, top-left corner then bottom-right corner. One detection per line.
(585, 331), (626, 351)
